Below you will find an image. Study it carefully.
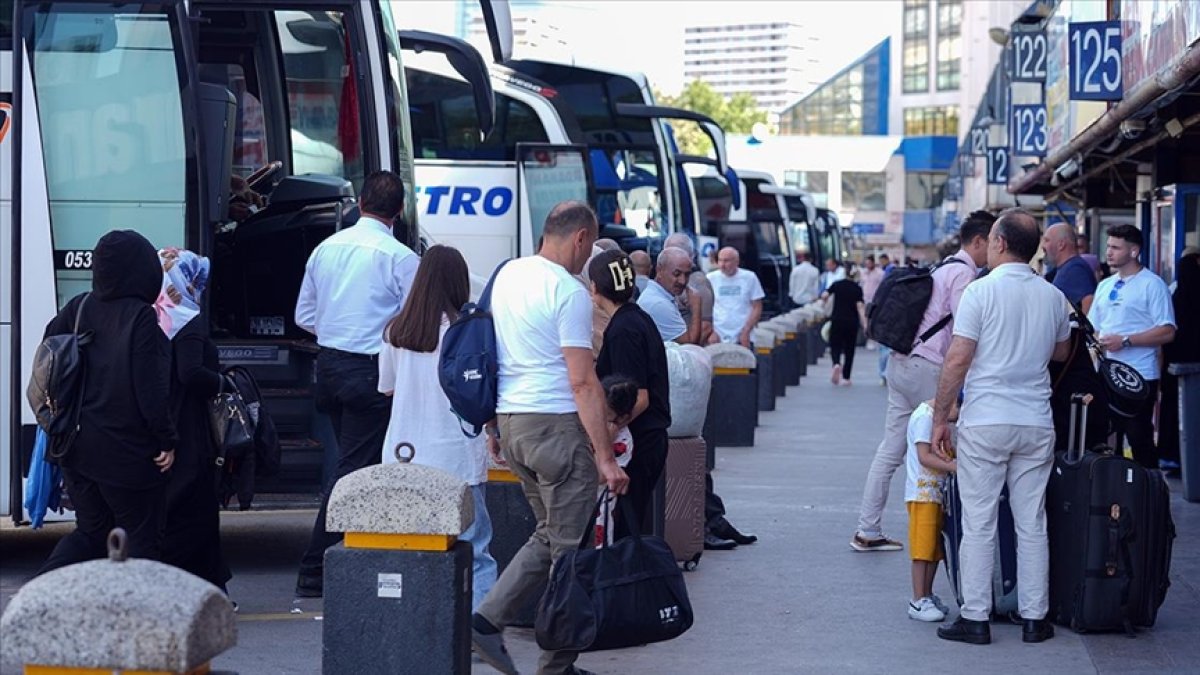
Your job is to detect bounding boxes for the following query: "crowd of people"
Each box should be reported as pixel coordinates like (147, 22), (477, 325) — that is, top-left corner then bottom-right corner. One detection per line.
(29, 166), (1197, 667)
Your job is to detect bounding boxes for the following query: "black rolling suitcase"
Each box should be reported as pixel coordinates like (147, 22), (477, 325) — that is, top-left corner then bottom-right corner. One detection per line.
(1046, 393), (1176, 633)
(941, 477), (1019, 619)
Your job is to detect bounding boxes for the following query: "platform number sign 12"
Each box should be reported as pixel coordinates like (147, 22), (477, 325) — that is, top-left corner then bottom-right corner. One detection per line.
(969, 127), (988, 157)
(1011, 31), (1047, 82)
(1011, 104), (1048, 156)
(1069, 21), (1123, 100)
(986, 147), (1009, 185)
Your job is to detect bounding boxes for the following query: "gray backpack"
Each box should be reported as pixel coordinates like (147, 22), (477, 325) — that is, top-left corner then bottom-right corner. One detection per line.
(27, 294), (93, 461)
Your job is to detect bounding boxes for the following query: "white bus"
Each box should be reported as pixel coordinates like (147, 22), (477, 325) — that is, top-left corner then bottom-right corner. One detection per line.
(0, 0), (492, 519)
(403, 42), (730, 288)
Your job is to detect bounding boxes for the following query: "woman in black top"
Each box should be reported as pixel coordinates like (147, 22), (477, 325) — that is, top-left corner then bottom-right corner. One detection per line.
(589, 250), (671, 539)
(38, 230), (177, 575)
(820, 273), (867, 386)
(155, 248), (232, 590)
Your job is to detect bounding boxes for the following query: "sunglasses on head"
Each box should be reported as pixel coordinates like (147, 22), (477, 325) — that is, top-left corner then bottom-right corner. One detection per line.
(1108, 278), (1125, 302)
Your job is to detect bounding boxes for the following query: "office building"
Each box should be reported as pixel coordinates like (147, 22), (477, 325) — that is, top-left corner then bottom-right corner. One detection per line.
(683, 22), (818, 112)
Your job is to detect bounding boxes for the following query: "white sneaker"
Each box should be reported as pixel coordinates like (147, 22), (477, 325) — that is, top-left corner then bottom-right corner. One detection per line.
(908, 597), (946, 622)
(930, 594), (950, 614)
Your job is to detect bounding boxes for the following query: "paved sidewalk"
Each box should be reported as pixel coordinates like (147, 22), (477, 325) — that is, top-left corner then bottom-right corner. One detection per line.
(2, 350), (1197, 674)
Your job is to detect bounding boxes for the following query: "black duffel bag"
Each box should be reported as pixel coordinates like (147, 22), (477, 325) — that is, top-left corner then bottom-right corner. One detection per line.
(535, 493), (694, 652)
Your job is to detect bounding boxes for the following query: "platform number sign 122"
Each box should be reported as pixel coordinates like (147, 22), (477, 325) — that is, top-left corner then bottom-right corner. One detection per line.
(1011, 104), (1048, 156)
(1069, 21), (1123, 100)
(986, 147), (1009, 185)
(1011, 31), (1047, 82)
(969, 127), (988, 157)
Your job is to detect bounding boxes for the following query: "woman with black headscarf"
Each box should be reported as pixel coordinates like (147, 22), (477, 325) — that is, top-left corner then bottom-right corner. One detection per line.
(37, 230), (177, 575)
(1160, 251), (1200, 474)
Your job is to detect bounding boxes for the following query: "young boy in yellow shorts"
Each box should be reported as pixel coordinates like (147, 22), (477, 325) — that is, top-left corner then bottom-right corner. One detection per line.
(905, 397), (958, 621)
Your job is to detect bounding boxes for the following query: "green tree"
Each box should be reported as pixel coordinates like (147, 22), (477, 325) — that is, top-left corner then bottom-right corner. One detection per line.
(657, 80), (768, 156)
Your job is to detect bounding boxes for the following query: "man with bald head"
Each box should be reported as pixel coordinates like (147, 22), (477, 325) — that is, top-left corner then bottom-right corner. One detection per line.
(664, 233), (715, 344)
(630, 249), (652, 294)
(932, 208), (1071, 645)
(1042, 222), (1097, 313)
(707, 247), (764, 348)
(637, 247), (690, 342)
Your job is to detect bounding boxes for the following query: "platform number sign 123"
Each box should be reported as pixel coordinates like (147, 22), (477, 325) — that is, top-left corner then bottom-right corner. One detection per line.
(1069, 21), (1123, 100)
(1011, 31), (1047, 82)
(1011, 104), (1048, 156)
(986, 147), (1009, 185)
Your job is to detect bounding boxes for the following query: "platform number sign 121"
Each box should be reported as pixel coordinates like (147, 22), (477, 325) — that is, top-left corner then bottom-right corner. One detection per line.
(1011, 31), (1047, 82)
(1069, 21), (1123, 100)
(986, 147), (1009, 185)
(1011, 104), (1048, 156)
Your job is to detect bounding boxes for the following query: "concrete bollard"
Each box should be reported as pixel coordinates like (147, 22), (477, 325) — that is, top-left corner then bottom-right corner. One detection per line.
(767, 317), (801, 388)
(484, 463), (538, 627)
(323, 446), (473, 675)
(752, 327), (778, 413)
(702, 344), (758, 448)
(785, 311), (811, 374)
(758, 323), (789, 398)
(0, 529), (236, 675)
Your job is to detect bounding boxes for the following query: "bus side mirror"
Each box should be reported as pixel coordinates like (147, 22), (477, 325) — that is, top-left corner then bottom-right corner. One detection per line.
(398, 30), (495, 139)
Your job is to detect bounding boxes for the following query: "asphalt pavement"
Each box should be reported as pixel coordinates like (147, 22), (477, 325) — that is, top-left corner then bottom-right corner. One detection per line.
(2, 349), (1197, 674)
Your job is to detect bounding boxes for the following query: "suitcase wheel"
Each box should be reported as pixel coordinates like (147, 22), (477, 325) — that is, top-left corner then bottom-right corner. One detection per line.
(683, 554), (701, 572)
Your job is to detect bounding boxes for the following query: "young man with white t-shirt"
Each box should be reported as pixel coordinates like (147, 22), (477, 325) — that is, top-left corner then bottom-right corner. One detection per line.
(707, 246), (765, 347)
(931, 209), (1072, 646)
(1088, 224), (1177, 469)
(471, 201), (630, 675)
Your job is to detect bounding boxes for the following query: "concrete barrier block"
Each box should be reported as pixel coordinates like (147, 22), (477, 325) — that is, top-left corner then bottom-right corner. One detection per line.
(1, 554), (235, 673)
(751, 327), (777, 350)
(704, 343), (756, 370)
(326, 463), (472, 536)
(770, 315), (803, 332)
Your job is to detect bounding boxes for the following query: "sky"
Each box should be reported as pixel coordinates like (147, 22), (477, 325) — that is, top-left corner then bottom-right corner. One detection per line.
(399, 0), (901, 96)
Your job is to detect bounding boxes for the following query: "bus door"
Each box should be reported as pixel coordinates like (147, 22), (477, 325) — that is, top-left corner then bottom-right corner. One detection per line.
(514, 143), (593, 256)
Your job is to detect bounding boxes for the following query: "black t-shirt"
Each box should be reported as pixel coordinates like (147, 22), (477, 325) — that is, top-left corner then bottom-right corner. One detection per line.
(595, 303), (672, 436)
(827, 279), (864, 323)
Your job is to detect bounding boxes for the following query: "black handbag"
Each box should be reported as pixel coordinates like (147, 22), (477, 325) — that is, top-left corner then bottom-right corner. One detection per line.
(1070, 305), (1149, 418)
(208, 375), (255, 467)
(535, 493), (694, 653)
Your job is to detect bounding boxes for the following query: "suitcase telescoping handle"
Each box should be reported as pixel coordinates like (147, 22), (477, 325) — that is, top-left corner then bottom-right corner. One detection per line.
(1067, 393), (1093, 462)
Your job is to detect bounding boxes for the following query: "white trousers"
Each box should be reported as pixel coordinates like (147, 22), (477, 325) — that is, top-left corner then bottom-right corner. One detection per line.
(957, 424), (1056, 621)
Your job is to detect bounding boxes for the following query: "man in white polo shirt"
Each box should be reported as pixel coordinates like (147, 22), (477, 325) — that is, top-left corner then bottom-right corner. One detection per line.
(1088, 224), (1177, 469)
(931, 209), (1072, 646)
(708, 247), (764, 347)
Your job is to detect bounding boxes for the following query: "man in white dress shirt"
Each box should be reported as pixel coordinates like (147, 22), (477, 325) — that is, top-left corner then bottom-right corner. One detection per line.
(293, 171), (419, 597)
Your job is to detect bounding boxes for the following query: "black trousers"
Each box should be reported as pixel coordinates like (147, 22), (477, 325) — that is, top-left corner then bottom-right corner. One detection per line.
(829, 319), (858, 379)
(38, 469), (165, 576)
(705, 472), (726, 530)
(1114, 379), (1161, 469)
(298, 349), (389, 582)
(162, 461), (230, 589)
(614, 428), (668, 540)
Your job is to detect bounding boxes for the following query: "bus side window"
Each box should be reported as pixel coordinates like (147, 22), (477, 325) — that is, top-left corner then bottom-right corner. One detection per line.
(408, 69), (547, 161)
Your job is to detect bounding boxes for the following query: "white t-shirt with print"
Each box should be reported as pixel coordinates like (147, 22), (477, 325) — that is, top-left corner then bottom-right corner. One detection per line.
(954, 263), (1071, 429)
(492, 255), (593, 414)
(905, 402), (947, 504)
(378, 321), (487, 485)
(707, 268), (765, 342)
(1088, 267), (1176, 380)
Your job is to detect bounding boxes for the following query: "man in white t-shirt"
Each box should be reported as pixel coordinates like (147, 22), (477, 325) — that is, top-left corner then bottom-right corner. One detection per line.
(1087, 224), (1177, 469)
(472, 201), (630, 675)
(931, 209), (1071, 646)
(707, 247), (765, 347)
(789, 250), (820, 306)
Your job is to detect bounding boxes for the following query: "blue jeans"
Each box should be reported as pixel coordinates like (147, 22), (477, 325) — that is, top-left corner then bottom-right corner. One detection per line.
(464, 483), (498, 611)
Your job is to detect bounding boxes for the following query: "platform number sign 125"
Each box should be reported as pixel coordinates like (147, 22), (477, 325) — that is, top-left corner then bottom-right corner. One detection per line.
(986, 147), (1009, 185)
(1011, 31), (1047, 82)
(1069, 21), (1123, 100)
(1010, 104), (1048, 156)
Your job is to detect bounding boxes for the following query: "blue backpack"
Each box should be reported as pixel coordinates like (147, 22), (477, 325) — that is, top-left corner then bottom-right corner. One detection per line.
(439, 260), (511, 437)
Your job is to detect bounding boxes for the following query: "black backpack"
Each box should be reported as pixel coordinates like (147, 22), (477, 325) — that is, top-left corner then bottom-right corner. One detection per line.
(866, 258), (967, 354)
(438, 260), (510, 437)
(26, 294), (93, 462)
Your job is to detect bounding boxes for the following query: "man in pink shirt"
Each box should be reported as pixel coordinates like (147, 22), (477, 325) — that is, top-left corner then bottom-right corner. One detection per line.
(861, 255), (885, 304)
(850, 210), (995, 551)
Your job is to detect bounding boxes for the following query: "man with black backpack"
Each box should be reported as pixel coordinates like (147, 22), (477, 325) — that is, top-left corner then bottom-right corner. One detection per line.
(850, 211), (993, 552)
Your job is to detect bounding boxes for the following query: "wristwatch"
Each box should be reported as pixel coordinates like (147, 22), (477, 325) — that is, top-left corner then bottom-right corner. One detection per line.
(1121, 335), (1133, 349)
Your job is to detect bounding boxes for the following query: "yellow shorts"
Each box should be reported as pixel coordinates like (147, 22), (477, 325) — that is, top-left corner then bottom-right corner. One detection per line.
(907, 501), (945, 562)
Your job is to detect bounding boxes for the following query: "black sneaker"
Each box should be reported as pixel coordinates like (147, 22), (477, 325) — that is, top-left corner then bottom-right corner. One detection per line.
(1022, 619), (1054, 643)
(711, 517), (758, 545)
(937, 616), (991, 645)
(295, 574), (323, 599)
